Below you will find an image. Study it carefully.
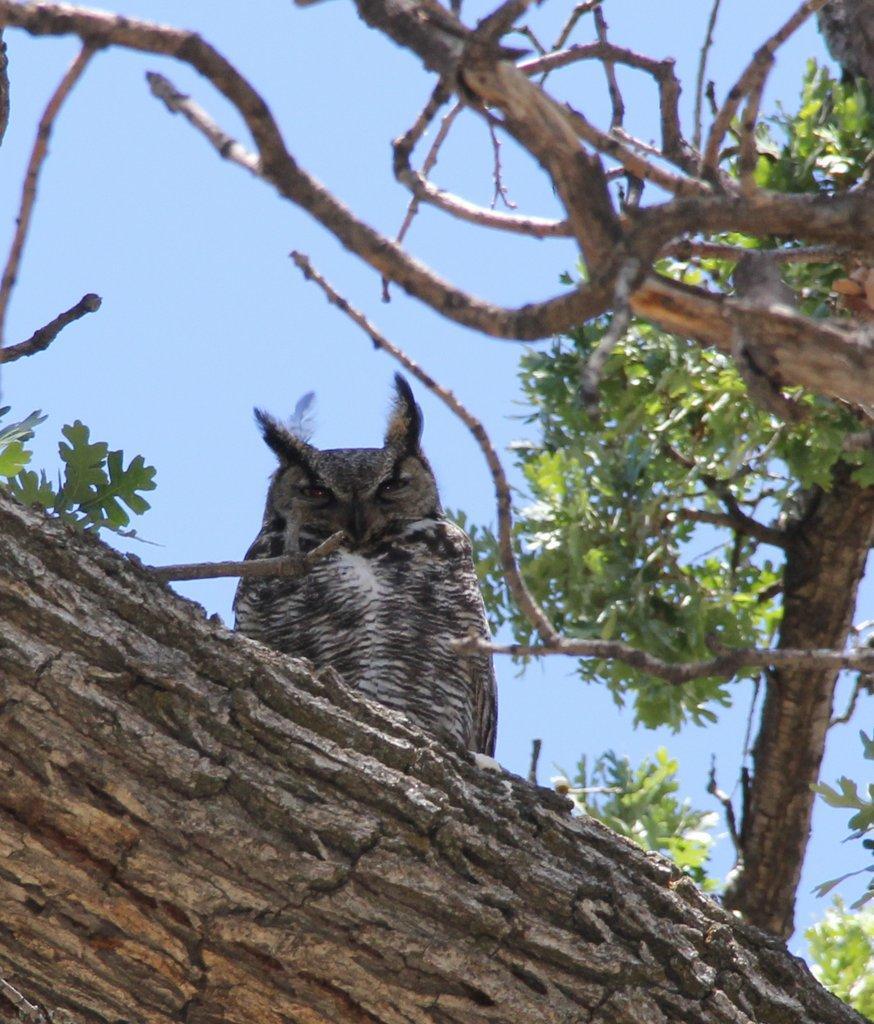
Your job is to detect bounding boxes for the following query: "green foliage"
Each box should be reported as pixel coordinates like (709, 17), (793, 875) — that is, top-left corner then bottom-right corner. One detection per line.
(0, 408), (156, 536)
(470, 62), (874, 730)
(806, 898), (874, 1019)
(753, 60), (872, 195)
(554, 748), (718, 889)
(813, 731), (874, 910)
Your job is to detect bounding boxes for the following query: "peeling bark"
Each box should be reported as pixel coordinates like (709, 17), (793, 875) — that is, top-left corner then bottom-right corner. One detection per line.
(0, 490), (866, 1023)
(723, 462), (874, 938)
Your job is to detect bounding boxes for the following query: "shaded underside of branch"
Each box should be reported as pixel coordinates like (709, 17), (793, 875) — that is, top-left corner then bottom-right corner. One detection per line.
(0, 490), (863, 1024)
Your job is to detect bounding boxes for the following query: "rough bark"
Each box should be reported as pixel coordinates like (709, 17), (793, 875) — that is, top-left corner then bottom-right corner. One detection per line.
(0, 491), (865, 1024)
(723, 462), (874, 939)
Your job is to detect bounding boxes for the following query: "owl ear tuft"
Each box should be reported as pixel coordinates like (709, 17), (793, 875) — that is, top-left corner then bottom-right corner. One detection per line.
(254, 408), (317, 467)
(385, 374), (423, 453)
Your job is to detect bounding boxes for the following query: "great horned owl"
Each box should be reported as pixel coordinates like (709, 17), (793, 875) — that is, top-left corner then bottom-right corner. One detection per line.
(233, 375), (498, 755)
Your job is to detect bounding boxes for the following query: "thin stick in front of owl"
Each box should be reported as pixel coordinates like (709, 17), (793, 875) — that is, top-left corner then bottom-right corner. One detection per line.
(289, 249), (560, 645)
(150, 530), (346, 583)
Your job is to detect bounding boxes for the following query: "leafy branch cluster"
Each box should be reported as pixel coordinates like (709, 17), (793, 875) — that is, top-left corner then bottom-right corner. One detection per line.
(0, 408), (156, 535)
(553, 747), (719, 889)
(814, 730), (874, 911)
(469, 63), (874, 731)
(806, 897), (874, 1019)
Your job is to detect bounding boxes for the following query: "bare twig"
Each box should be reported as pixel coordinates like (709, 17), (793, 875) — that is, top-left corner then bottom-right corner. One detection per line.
(693, 0), (722, 151)
(0, 31), (9, 146)
(579, 258), (640, 410)
(487, 119), (516, 210)
(290, 249), (560, 644)
(394, 167), (572, 237)
(707, 756), (742, 857)
(146, 71), (260, 175)
(593, 8), (623, 130)
(520, 43), (689, 171)
(702, 0), (830, 174)
(0, 292), (101, 364)
(0, 44), (95, 348)
(737, 63), (768, 193)
(828, 673), (870, 727)
(458, 636), (874, 685)
(392, 97), (571, 241)
(551, 0), (602, 53)
(528, 738), (542, 785)
(563, 104), (711, 197)
(151, 530), (346, 583)
(388, 86), (457, 270)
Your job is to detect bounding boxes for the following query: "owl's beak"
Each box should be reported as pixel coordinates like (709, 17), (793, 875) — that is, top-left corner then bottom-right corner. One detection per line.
(347, 502), (368, 544)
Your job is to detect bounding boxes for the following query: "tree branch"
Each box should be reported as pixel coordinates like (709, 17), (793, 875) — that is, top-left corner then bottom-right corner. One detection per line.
(0, 489), (862, 1024)
(3, 0), (873, 410)
(672, 507), (786, 548)
(0, 42), (95, 349)
(693, 0), (722, 152)
(702, 0), (830, 174)
(150, 530), (346, 583)
(0, 2), (612, 340)
(461, 636), (874, 685)
(0, 292), (101, 364)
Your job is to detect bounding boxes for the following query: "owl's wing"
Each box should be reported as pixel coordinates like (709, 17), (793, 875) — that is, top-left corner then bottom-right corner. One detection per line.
(435, 520), (499, 756)
(473, 654), (498, 757)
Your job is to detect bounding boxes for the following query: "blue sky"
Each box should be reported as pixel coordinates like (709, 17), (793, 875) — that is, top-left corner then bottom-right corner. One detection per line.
(1, 1), (870, 949)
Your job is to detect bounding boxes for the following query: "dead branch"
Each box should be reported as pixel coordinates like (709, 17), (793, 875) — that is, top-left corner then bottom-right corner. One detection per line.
(0, 43), (95, 348)
(150, 530), (346, 583)
(3, 0), (873, 407)
(707, 757), (741, 857)
(593, 8), (623, 130)
(0, 292), (101, 364)
(146, 71), (260, 176)
(486, 119), (516, 210)
(702, 0), (830, 174)
(519, 42), (688, 170)
(550, 0), (602, 54)
(388, 85), (456, 273)
(289, 248), (560, 645)
(828, 671), (870, 727)
(693, 0), (722, 151)
(562, 103), (711, 197)
(0, 31), (9, 146)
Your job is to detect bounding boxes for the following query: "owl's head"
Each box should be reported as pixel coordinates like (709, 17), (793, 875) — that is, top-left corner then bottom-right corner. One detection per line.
(256, 375), (441, 549)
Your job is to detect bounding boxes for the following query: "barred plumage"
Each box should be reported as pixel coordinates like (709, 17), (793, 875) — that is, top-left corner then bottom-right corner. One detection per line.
(233, 376), (497, 755)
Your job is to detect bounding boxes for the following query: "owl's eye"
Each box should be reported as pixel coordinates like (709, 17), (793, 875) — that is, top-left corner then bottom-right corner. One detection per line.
(378, 477), (408, 496)
(300, 484), (332, 500)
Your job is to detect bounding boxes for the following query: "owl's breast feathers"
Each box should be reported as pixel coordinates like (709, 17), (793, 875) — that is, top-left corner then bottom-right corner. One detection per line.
(234, 517), (497, 755)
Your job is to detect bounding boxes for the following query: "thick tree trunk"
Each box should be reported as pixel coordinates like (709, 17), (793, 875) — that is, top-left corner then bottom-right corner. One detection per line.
(723, 462), (874, 939)
(0, 491), (865, 1024)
